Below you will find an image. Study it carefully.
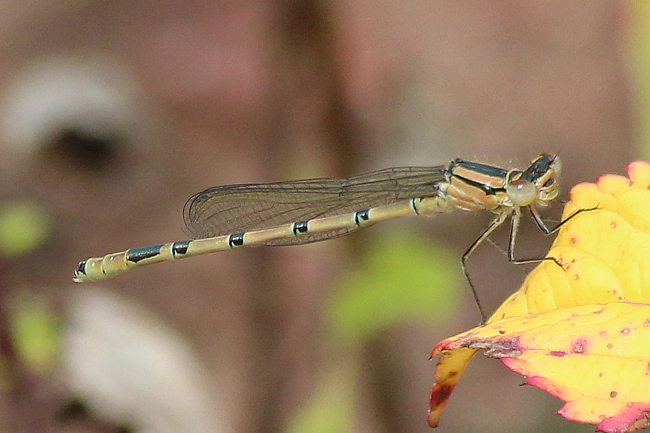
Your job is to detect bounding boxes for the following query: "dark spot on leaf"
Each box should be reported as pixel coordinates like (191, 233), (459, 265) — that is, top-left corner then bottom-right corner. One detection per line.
(570, 237), (577, 245)
(599, 372), (604, 377)
(550, 351), (567, 357)
(610, 391), (618, 398)
(430, 384), (454, 406)
(498, 330), (505, 335)
(611, 221), (617, 229)
(621, 328), (631, 335)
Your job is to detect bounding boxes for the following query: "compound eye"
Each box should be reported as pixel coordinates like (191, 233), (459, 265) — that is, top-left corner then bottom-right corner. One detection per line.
(506, 179), (537, 206)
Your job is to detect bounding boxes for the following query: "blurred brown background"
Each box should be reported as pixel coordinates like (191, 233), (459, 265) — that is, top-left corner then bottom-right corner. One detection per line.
(0, 1), (637, 433)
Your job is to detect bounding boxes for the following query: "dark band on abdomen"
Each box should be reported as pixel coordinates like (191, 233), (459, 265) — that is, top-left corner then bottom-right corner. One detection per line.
(128, 245), (164, 263)
(228, 233), (245, 248)
(293, 221), (309, 235)
(354, 210), (370, 225)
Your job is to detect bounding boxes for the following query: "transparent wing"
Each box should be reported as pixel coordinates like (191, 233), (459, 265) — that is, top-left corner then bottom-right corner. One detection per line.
(183, 166), (447, 244)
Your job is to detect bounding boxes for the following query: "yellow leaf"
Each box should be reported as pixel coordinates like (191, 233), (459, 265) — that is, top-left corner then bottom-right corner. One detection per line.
(429, 160), (650, 432)
(432, 303), (650, 433)
(427, 346), (477, 428)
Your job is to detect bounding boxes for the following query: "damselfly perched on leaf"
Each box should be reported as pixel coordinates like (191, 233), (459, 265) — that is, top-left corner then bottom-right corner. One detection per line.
(74, 153), (562, 320)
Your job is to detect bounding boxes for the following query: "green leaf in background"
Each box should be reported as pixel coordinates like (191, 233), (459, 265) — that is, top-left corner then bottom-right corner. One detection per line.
(328, 228), (460, 343)
(11, 297), (60, 374)
(288, 230), (460, 433)
(285, 361), (355, 433)
(0, 200), (50, 257)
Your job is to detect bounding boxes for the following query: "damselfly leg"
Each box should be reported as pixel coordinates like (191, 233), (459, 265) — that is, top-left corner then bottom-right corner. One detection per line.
(464, 203), (594, 323)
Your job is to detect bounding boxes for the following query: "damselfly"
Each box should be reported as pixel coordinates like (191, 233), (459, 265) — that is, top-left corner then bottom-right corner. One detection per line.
(74, 153), (562, 320)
